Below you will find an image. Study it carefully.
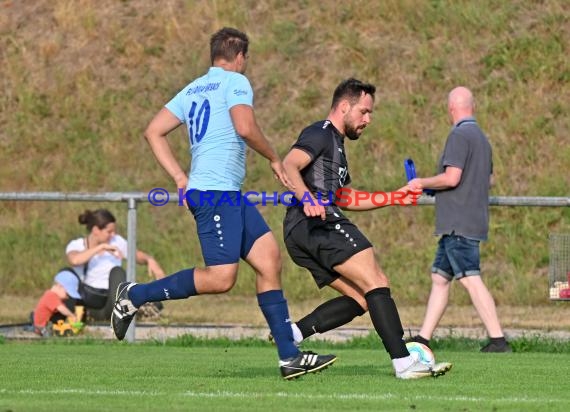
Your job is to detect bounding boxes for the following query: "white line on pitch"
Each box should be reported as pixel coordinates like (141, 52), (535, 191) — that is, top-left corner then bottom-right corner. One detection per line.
(0, 388), (566, 404)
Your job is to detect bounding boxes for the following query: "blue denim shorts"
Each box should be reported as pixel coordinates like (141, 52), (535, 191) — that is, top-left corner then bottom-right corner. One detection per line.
(431, 234), (481, 280)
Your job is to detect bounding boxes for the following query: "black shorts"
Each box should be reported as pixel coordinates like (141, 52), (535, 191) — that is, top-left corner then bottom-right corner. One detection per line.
(284, 216), (373, 288)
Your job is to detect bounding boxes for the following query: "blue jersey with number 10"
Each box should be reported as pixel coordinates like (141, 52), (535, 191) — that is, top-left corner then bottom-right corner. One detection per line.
(165, 67), (253, 191)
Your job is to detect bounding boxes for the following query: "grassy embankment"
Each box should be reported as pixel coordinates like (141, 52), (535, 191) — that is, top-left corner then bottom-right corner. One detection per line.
(1, 1), (568, 316)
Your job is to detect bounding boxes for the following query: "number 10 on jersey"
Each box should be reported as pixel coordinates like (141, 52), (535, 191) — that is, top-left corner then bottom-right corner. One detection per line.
(188, 99), (210, 144)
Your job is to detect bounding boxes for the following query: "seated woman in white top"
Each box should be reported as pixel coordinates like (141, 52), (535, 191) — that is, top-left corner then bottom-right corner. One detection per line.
(66, 209), (165, 320)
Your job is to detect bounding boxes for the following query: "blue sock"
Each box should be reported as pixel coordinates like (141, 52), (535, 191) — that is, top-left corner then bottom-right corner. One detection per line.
(128, 268), (197, 308)
(257, 290), (299, 360)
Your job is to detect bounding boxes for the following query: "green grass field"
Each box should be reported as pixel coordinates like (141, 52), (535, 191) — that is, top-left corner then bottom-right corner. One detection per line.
(1, 337), (569, 412)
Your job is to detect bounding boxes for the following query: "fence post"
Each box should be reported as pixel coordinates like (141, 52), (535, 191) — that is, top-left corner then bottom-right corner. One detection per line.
(125, 196), (137, 342)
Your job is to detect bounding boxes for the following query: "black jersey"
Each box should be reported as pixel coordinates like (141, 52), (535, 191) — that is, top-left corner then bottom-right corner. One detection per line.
(283, 120), (351, 236)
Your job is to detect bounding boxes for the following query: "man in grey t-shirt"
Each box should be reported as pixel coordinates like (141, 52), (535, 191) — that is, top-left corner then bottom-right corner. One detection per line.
(407, 86), (511, 353)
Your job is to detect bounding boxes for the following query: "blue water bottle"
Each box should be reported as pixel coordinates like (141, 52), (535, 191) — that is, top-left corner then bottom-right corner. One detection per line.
(404, 158), (435, 196)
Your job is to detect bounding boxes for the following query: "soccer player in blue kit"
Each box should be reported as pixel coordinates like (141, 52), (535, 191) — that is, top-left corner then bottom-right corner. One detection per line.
(111, 27), (336, 379)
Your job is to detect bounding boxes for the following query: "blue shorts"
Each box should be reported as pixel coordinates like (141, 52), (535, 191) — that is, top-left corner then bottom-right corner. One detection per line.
(187, 190), (270, 266)
(431, 234), (481, 280)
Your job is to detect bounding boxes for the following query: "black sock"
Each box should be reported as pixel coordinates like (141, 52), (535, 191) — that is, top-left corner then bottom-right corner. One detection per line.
(365, 287), (408, 359)
(296, 296), (365, 339)
(414, 335), (431, 347)
(490, 336), (507, 345)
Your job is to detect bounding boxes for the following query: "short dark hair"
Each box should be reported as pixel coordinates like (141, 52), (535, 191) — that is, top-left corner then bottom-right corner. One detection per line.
(331, 78), (376, 109)
(210, 27), (249, 64)
(78, 209), (116, 231)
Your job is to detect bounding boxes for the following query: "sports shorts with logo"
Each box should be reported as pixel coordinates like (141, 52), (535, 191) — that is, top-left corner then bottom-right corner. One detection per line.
(284, 215), (372, 288)
(187, 190), (270, 266)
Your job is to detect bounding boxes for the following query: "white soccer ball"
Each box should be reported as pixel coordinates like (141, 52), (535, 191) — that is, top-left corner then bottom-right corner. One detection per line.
(406, 342), (435, 367)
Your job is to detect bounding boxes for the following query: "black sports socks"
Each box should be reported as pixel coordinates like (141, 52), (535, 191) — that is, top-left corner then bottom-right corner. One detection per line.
(296, 295), (365, 339)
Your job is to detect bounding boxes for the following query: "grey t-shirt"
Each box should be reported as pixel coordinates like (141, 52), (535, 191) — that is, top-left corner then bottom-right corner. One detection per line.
(435, 117), (493, 241)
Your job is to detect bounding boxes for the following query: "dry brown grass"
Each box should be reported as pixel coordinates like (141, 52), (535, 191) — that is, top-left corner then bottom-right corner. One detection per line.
(1, 0), (569, 307)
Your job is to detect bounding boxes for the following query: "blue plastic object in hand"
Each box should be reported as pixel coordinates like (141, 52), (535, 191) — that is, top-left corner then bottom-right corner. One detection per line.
(404, 158), (435, 196)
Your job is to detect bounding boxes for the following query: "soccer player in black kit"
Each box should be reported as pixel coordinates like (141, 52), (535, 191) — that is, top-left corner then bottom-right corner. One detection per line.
(281, 78), (452, 379)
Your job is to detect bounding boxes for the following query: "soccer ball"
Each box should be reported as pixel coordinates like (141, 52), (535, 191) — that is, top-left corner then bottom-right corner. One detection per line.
(406, 342), (435, 367)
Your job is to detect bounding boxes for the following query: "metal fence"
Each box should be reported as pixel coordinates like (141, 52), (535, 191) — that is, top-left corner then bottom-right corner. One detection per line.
(1, 192), (569, 341)
(549, 234), (570, 300)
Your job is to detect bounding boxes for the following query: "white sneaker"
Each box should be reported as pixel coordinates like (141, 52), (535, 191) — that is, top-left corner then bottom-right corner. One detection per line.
(395, 359), (434, 379)
(268, 325), (303, 347)
(432, 362), (453, 377)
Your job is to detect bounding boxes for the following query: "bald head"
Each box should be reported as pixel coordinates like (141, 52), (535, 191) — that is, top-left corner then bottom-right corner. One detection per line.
(447, 86), (474, 124)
